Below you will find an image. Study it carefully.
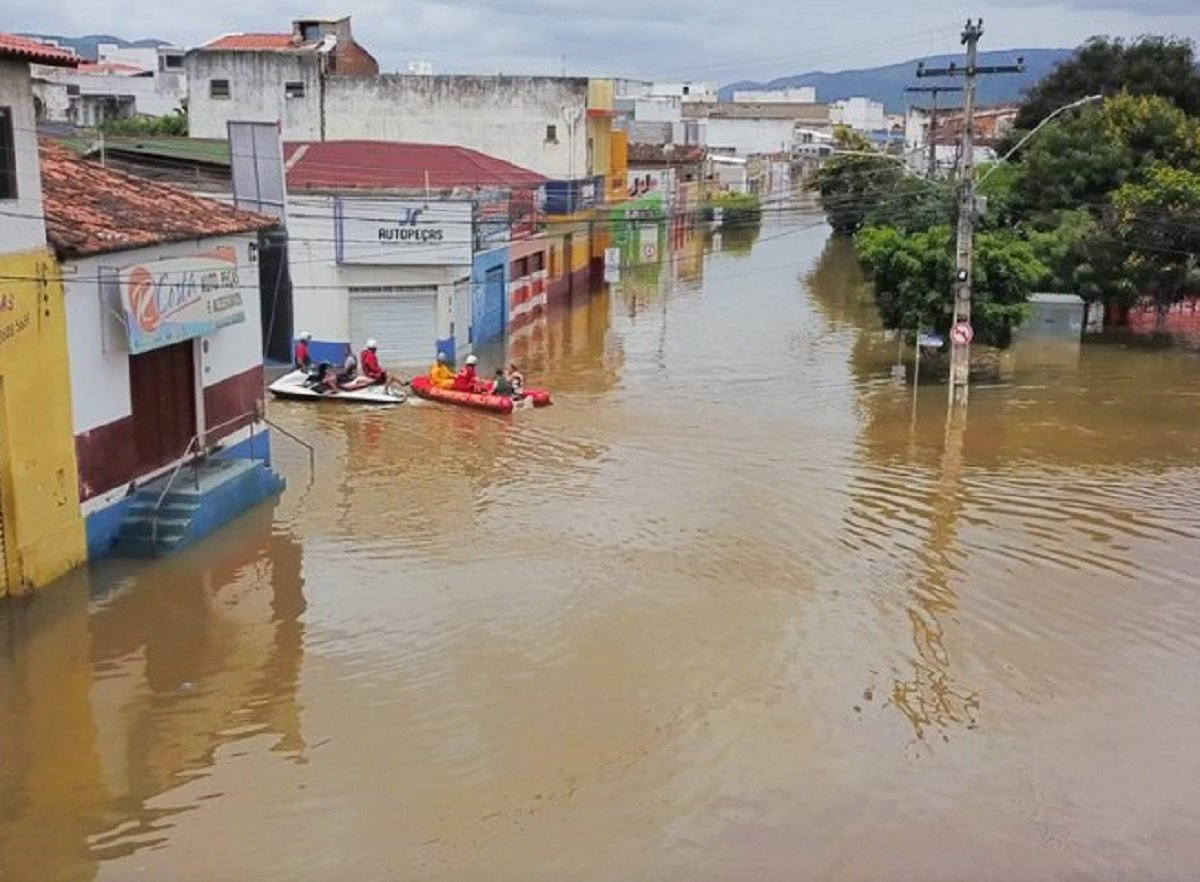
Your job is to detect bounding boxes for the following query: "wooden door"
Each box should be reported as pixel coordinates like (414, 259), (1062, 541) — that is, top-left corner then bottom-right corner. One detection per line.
(129, 341), (197, 474)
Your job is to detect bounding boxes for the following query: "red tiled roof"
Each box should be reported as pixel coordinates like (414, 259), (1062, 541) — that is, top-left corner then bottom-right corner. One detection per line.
(78, 61), (147, 75)
(283, 140), (547, 192)
(0, 33), (80, 67)
(204, 33), (298, 51)
(39, 141), (277, 260)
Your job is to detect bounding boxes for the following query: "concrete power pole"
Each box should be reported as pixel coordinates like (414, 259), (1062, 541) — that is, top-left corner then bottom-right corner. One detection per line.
(918, 20), (1022, 407)
(904, 85), (962, 178)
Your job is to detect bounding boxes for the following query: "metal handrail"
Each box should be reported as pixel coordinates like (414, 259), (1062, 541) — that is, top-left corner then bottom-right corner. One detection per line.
(261, 415), (317, 496)
(149, 410), (260, 555)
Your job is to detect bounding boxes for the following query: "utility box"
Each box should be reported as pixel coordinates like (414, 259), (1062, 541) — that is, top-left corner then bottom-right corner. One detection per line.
(1011, 293), (1085, 371)
(1020, 293), (1085, 340)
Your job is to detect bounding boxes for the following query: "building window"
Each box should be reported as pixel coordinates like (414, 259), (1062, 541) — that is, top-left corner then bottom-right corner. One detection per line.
(210, 79), (231, 99)
(545, 124), (558, 143)
(285, 81), (306, 99)
(0, 108), (16, 200)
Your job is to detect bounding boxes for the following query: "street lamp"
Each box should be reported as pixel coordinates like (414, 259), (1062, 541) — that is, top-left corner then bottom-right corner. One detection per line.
(977, 94), (1103, 184)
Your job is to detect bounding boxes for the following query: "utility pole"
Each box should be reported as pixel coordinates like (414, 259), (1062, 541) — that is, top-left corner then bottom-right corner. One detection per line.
(904, 85), (962, 178)
(917, 19), (1022, 407)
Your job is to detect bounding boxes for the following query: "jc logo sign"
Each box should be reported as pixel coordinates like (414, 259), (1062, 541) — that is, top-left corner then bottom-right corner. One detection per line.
(399, 207), (426, 226)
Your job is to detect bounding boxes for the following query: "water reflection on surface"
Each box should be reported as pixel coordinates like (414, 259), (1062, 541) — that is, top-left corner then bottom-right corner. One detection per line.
(2, 210), (1200, 881)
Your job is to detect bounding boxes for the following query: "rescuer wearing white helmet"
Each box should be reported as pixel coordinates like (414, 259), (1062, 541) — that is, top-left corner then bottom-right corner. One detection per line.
(360, 338), (390, 387)
(453, 353), (481, 393)
(295, 331), (314, 370)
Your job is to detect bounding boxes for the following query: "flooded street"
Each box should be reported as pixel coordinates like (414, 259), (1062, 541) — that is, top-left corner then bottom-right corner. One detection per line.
(4, 208), (1200, 881)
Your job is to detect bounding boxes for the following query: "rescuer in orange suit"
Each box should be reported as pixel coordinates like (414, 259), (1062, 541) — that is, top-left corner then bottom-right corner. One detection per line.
(428, 351), (455, 389)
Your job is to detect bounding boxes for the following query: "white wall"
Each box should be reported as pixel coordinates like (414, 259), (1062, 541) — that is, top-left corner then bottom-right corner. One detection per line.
(186, 51), (321, 141)
(35, 62), (187, 121)
(704, 117), (796, 156)
(651, 81), (717, 102)
(733, 87), (816, 104)
(287, 195), (467, 352)
(64, 234), (262, 435)
(324, 75), (588, 179)
(96, 44), (159, 70)
(831, 97), (887, 132)
(0, 60), (48, 253)
(633, 95), (681, 124)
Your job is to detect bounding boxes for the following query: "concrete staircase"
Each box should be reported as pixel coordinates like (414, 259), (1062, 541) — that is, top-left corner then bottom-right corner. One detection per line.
(113, 458), (285, 558)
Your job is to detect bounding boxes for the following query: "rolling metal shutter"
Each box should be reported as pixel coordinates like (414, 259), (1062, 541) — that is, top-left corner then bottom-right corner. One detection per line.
(348, 286), (438, 368)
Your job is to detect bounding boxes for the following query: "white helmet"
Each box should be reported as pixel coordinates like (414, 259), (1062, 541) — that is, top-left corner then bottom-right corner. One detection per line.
(300, 331), (312, 341)
(465, 354), (478, 366)
(366, 338), (378, 350)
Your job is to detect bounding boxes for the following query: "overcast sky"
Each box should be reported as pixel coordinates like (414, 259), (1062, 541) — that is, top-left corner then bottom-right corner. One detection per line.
(9, 0), (1200, 81)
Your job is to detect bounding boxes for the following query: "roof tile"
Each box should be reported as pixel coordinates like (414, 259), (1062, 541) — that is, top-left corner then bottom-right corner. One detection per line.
(39, 141), (276, 260)
(204, 33), (299, 51)
(282, 140), (547, 192)
(0, 33), (80, 67)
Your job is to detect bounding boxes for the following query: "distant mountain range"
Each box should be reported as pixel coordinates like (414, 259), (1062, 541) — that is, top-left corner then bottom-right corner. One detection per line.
(720, 48), (1073, 112)
(17, 33), (169, 61)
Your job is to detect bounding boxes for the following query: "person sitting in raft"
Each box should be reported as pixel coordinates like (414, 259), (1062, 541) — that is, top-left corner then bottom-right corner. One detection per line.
(361, 339), (388, 385)
(490, 368), (515, 398)
(295, 331), (313, 371)
(336, 345), (358, 386)
(305, 362), (338, 394)
(428, 351), (455, 389)
(452, 354), (480, 392)
(506, 363), (525, 396)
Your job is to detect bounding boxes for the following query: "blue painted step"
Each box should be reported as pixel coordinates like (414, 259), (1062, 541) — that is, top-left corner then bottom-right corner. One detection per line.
(112, 459), (285, 558)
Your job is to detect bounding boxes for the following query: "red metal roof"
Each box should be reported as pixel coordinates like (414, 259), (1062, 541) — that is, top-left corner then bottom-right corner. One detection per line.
(204, 33), (298, 51)
(39, 141), (277, 260)
(283, 140), (548, 192)
(0, 34), (80, 67)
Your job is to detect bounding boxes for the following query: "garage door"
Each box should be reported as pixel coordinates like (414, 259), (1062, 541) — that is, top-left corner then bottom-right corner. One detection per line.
(349, 286), (438, 368)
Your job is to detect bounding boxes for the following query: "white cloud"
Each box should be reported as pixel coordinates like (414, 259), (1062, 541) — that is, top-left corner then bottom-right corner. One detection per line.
(7, 0), (1200, 81)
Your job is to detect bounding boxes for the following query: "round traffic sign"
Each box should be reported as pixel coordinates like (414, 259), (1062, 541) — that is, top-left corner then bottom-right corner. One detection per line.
(642, 243), (656, 260)
(950, 322), (974, 345)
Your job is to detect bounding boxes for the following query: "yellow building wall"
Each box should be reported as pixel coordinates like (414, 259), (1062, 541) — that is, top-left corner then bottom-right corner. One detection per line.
(0, 248), (86, 597)
(609, 129), (628, 198)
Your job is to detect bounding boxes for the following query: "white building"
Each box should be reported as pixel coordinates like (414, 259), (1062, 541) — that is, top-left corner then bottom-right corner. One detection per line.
(830, 96), (887, 133)
(31, 43), (187, 125)
(282, 140), (547, 368)
(39, 141), (280, 557)
(682, 102), (831, 157)
(185, 16), (590, 179)
(0, 39), (77, 252)
(650, 81), (717, 103)
(732, 86), (817, 104)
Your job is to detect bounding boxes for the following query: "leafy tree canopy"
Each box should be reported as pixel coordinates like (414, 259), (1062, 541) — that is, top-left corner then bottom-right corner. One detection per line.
(1013, 36), (1200, 132)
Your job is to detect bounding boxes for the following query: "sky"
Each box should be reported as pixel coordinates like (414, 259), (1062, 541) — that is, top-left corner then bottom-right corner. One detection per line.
(8, 0), (1200, 82)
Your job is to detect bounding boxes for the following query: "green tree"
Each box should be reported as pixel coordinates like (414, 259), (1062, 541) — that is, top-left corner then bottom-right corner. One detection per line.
(1013, 36), (1200, 133)
(1110, 164), (1200, 315)
(98, 108), (188, 137)
(1016, 93), (1200, 219)
(813, 152), (904, 234)
(856, 224), (1044, 347)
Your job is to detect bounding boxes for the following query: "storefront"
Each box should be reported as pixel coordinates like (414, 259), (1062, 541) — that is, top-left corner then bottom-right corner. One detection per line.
(40, 143), (279, 557)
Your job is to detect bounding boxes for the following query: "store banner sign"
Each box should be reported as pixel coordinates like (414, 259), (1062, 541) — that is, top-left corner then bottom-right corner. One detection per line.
(336, 198), (473, 266)
(119, 246), (245, 354)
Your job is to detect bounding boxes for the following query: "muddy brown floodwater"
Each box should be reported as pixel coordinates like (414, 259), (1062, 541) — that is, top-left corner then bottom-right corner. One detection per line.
(3, 210), (1200, 882)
